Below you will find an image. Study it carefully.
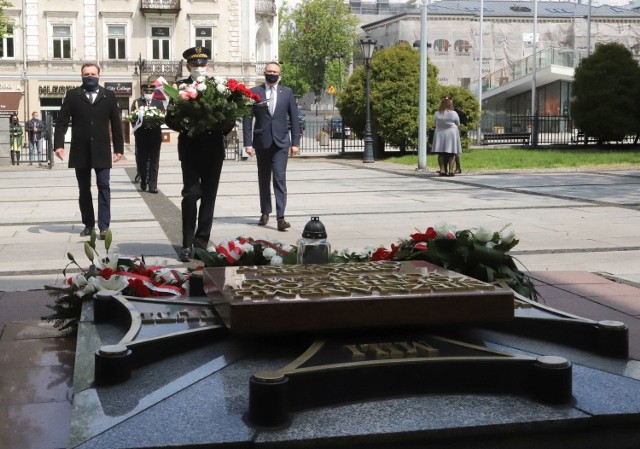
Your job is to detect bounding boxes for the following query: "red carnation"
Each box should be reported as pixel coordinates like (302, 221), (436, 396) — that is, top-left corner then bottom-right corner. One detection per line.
(371, 247), (393, 261)
(227, 79), (239, 90)
(411, 227), (437, 242)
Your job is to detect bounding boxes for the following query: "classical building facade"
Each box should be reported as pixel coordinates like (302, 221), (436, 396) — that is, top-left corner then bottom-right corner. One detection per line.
(0, 0), (278, 138)
(359, 0), (640, 118)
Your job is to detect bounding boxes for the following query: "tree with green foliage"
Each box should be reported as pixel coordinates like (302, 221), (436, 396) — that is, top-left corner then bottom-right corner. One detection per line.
(0, 0), (13, 39)
(571, 42), (640, 143)
(279, 0), (359, 98)
(338, 43), (448, 152)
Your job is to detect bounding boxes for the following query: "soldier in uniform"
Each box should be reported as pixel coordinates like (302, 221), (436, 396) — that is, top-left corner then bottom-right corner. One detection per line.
(131, 83), (165, 193)
(9, 114), (23, 166)
(165, 47), (234, 262)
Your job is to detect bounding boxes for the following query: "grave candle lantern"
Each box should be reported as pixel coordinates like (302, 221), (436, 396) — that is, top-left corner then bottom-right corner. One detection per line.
(297, 216), (331, 265)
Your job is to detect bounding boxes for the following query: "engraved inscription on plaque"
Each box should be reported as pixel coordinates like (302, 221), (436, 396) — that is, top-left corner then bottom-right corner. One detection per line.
(203, 261), (514, 334)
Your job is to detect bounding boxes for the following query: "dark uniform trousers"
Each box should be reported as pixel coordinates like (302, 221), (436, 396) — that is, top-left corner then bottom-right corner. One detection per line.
(135, 127), (162, 190)
(178, 132), (226, 249)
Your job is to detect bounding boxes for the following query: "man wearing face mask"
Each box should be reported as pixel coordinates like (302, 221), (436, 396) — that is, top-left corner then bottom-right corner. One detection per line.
(166, 47), (234, 263)
(131, 83), (165, 193)
(54, 63), (124, 240)
(242, 61), (301, 231)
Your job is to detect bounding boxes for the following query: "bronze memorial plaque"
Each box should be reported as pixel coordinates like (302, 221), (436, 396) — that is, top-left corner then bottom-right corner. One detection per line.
(202, 260), (514, 334)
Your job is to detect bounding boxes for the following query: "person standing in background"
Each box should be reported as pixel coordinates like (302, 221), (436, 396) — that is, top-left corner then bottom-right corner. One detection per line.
(242, 61), (301, 231)
(9, 114), (23, 166)
(54, 63), (124, 239)
(432, 97), (462, 177)
(131, 83), (165, 193)
(453, 106), (468, 174)
(26, 111), (45, 164)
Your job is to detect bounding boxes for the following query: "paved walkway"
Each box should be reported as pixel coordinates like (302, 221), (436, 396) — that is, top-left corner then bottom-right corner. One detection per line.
(1, 144), (640, 448)
(2, 143), (640, 290)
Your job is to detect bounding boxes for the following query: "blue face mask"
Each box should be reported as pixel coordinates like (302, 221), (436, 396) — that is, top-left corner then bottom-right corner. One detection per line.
(82, 76), (100, 91)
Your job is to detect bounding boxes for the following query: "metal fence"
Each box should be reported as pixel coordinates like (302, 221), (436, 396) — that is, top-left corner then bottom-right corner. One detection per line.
(19, 116), (55, 167)
(221, 114), (640, 160)
(224, 118), (366, 160)
(471, 115), (639, 146)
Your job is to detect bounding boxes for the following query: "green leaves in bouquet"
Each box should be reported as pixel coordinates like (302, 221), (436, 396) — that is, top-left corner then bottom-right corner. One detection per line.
(43, 229), (113, 332)
(393, 225), (537, 301)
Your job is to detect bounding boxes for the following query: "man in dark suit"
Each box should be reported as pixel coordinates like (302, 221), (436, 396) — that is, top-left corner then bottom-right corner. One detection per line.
(165, 47), (233, 263)
(54, 63), (124, 240)
(242, 62), (301, 231)
(131, 82), (165, 193)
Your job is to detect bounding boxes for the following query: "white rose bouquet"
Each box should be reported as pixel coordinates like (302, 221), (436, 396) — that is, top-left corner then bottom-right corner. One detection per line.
(123, 105), (166, 129)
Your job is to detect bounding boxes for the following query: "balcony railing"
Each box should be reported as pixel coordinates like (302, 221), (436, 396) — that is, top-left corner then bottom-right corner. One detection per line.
(255, 0), (276, 16)
(140, 60), (183, 78)
(470, 47), (586, 96)
(141, 0), (180, 14)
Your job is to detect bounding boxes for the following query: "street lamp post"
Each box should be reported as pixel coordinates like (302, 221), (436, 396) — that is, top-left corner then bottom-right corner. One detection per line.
(409, 0), (429, 169)
(360, 35), (376, 164)
(476, 0), (484, 145)
(134, 53), (146, 95)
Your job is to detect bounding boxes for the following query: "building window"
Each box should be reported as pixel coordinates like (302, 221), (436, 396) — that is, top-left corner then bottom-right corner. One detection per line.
(107, 25), (126, 60)
(53, 25), (72, 59)
(151, 26), (170, 60)
(195, 27), (213, 50)
(0, 24), (15, 59)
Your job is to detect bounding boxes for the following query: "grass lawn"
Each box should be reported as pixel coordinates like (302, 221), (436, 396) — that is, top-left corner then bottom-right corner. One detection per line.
(386, 148), (640, 170)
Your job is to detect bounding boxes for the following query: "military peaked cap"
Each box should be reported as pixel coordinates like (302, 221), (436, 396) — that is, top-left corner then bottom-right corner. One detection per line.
(141, 83), (155, 92)
(182, 46), (212, 65)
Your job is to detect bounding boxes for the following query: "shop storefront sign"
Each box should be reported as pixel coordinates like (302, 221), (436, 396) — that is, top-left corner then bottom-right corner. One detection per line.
(105, 82), (132, 96)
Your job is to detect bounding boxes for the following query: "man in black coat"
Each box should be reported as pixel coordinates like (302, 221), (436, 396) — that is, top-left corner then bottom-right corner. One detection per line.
(54, 63), (124, 239)
(131, 83), (165, 193)
(165, 47), (233, 263)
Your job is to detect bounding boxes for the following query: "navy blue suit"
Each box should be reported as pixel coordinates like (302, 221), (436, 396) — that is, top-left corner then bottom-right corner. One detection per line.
(242, 83), (301, 219)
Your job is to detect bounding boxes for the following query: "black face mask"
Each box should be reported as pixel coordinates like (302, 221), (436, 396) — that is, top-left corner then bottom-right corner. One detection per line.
(82, 76), (100, 91)
(265, 74), (279, 84)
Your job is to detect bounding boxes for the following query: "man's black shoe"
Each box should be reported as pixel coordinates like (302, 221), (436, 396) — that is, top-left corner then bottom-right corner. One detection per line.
(454, 168), (462, 174)
(258, 214), (269, 226)
(141, 183), (148, 192)
(148, 188), (158, 194)
(98, 229), (109, 240)
(277, 218), (291, 231)
(79, 227), (94, 237)
(179, 247), (192, 262)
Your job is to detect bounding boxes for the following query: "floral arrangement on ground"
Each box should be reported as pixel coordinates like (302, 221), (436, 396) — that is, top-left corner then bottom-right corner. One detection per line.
(44, 223), (537, 333)
(195, 222), (537, 300)
(123, 105), (166, 129)
(163, 76), (260, 137)
(43, 230), (188, 332)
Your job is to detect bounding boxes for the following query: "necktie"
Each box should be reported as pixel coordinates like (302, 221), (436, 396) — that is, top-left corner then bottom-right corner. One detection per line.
(269, 87), (276, 115)
(87, 90), (96, 103)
